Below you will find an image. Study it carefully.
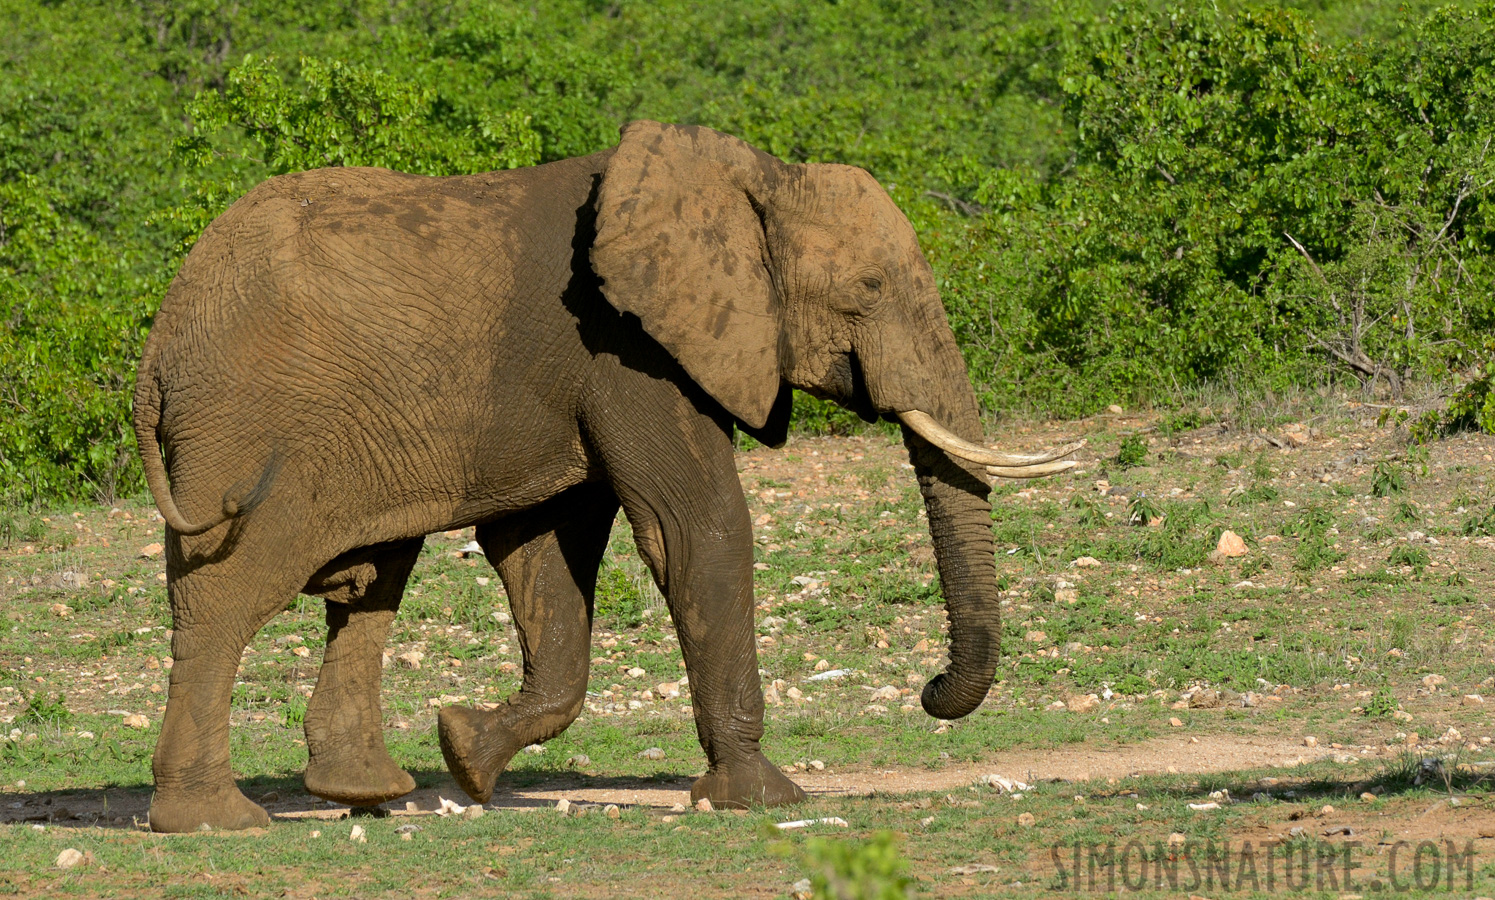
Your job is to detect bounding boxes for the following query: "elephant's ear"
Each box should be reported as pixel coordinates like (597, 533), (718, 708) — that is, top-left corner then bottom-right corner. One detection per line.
(592, 120), (785, 430)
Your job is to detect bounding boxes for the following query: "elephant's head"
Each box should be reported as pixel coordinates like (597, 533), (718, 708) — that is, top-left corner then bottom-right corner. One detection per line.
(591, 121), (1077, 719)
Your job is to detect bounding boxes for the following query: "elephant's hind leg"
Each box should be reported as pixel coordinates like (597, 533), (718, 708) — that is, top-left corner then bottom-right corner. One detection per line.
(149, 547), (306, 833)
(303, 539), (423, 806)
(438, 485), (618, 803)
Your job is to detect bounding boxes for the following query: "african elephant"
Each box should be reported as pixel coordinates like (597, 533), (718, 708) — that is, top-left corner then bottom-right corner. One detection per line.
(132, 120), (1077, 833)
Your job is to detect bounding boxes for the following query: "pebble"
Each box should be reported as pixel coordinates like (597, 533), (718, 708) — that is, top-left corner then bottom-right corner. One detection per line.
(1016, 812), (1035, 827)
(464, 804), (484, 820)
(122, 714), (149, 729)
(695, 798), (714, 812)
(349, 824), (366, 843)
(1168, 717), (1183, 728)
(808, 760), (825, 771)
(137, 543), (163, 559)
(605, 804), (620, 819)
(567, 754), (590, 768)
(1360, 792), (1377, 802)
(55, 849), (85, 869)
(397, 651), (423, 670)
(1216, 530), (1248, 557)
(1072, 556), (1100, 568)
(639, 747), (666, 760)
(627, 667), (646, 678)
(1303, 736), (1318, 748)
(555, 798), (571, 815)
(869, 685), (900, 702)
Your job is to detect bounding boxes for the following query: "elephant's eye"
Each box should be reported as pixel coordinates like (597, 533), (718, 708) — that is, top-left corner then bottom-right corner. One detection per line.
(860, 276), (883, 293)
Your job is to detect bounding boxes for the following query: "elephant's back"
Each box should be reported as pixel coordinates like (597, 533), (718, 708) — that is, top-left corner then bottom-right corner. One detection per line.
(148, 160), (602, 533)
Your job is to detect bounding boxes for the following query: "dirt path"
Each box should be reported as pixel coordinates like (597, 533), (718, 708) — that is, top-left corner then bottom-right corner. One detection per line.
(13, 734), (1340, 828)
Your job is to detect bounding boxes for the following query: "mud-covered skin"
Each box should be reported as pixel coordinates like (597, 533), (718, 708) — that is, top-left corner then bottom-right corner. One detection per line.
(135, 121), (1000, 832)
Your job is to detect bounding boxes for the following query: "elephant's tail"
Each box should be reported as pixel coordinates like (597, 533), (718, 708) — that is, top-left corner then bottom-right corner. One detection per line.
(133, 343), (281, 536)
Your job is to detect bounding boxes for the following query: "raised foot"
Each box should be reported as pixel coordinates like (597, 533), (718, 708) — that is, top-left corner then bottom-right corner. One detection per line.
(437, 705), (525, 803)
(149, 785), (271, 833)
(691, 753), (807, 810)
(304, 751), (415, 807)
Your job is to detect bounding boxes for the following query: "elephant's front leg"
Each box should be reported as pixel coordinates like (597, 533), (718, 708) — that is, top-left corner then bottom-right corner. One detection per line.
(593, 412), (805, 809)
(438, 485), (619, 803)
(303, 538), (423, 805)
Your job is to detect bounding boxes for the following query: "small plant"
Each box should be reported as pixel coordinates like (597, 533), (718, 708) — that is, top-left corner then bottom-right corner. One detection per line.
(1249, 452), (1274, 481)
(1114, 435), (1149, 469)
(1461, 506), (1495, 536)
(1127, 494), (1162, 526)
(19, 692), (71, 727)
(1386, 545), (1430, 572)
(1371, 461), (1405, 497)
(1410, 359), (1495, 443)
(1070, 495), (1106, 529)
(770, 828), (913, 900)
(1363, 686), (1399, 719)
(282, 698), (307, 728)
(1226, 482), (1278, 506)
(1238, 556), (1270, 579)
(1391, 501), (1422, 525)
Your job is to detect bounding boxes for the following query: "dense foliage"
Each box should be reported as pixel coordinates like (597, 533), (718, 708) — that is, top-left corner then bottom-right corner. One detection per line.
(2, 0), (1492, 504)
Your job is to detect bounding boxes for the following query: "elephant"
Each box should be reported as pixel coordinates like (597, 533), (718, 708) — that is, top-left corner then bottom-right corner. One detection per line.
(131, 119), (1078, 833)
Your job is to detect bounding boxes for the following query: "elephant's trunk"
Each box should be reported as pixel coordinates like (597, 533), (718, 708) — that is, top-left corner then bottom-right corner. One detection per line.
(901, 395), (1003, 720)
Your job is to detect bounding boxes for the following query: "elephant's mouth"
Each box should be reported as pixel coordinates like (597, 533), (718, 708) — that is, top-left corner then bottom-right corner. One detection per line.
(825, 350), (878, 423)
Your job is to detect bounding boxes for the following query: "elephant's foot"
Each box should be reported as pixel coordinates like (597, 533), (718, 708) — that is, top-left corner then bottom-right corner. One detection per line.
(304, 748), (415, 807)
(691, 753), (807, 809)
(437, 705), (525, 803)
(149, 784), (271, 833)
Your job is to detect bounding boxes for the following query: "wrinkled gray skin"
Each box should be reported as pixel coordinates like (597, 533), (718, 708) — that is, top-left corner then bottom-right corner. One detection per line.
(133, 121), (1001, 832)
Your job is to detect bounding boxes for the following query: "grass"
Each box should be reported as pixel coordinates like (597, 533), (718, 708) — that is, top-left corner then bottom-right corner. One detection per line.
(2, 415), (1494, 896)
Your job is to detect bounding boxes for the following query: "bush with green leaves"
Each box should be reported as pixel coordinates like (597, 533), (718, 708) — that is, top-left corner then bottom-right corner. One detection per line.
(6, 0), (1495, 505)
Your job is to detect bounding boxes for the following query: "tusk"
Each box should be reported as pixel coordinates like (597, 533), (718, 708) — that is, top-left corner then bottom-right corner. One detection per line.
(987, 459), (1077, 479)
(898, 409), (1085, 468)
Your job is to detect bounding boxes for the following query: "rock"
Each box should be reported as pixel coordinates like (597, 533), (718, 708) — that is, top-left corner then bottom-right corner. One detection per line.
(523, 744), (545, 755)
(869, 685), (901, 702)
(786, 687), (804, 700)
(55, 849), (85, 869)
(639, 747), (665, 760)
(1168, 717), (1184, 728)
(695, 798), (713, 812)
(463, 803), (484, 820)
(258, 791), (280, 804)
(1422, 674), (1446, 690)
(605, 804), (620, 819)
(1303, 736), (1318, 748)
(763, 686), (781, 706)
(567, 754), (590, 768)
(1066, 694), (1099, 713)
(791, 877), (813, 899)
(458, 540), (485, 556)
(1072, 556), (1100, 568)
(1054, 588), (1079, 604)
(1464, 694), (1485, 706)
(1189, 689), (1224, 709)
(291, 646), (311, 658)
(122, 714), (149, 729)
(555, 798), (571, 815)
(1016, 812), (1036, 827)
(1188, 802), (1220, 811)
(349, 824), (366, 843)
(656, 682), (681, 699)
(813, 658), (831, 671)
(1024, 630), (1047, 644)
(1216, 530), (1248, 558)
(1361, 792), (1378, 802)
(49, 603), (73, 618)
(1106, 404), (1123, 414)
(396, 651), (423, 670)
(807, 669), (851, 682)
(138, 543), (164, 560)
(627, 667), (646, 678)
(53, 572), (88, 591)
